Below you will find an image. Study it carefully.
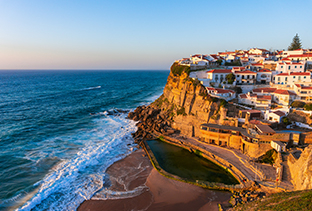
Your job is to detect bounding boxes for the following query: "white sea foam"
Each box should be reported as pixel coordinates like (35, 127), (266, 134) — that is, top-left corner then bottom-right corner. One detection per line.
(15, 113), (137, 211)
(82, 86), (101, 90)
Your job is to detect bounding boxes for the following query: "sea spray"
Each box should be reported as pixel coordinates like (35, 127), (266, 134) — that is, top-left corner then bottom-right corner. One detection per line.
(17, 113), (137, 211)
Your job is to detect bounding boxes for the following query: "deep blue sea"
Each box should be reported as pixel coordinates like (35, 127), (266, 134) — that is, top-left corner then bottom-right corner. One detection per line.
(0, 70), (169, 211)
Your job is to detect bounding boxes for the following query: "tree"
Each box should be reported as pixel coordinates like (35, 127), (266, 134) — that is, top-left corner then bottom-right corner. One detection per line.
(288, 33), (302, 50)
(282, 117), (291, 125)
(233, 86), (242, 94)
(304, 103), (312, 111)
(225, 73), (235, 84)
(291, 101), (306, 108)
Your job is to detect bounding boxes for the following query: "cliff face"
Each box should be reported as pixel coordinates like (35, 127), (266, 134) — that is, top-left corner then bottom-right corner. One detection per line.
(288, 145), (312, 190)
(153, 65), (233, 137)
(128, 63), (236, 142)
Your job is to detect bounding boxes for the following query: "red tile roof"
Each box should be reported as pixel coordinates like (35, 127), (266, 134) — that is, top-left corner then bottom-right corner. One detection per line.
(302, 86), (312, 90)
(276, 73), (289, 76)
(239, 94), (247, 99)
(250, 63), (263, 66)
(235, 70), (257, 74)
(249, 119), (261, 125)
(215, 88), (235, 94)
(273, 89), (296, 95)
(257, 95), (271, 100)
(272, 110), (286, 117)
(258, 69), (272, 72)
(248, 110), (262, 114)
(206, 69), (232, 73)
(253, 87), (277, 93)
(290, 72), (311, 76)
(288, 53), (312, 58)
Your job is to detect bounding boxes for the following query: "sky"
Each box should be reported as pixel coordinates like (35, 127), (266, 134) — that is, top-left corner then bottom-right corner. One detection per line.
(0, 0), (311, 70)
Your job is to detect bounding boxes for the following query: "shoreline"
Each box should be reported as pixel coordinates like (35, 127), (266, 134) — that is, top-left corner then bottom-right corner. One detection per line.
(78, 149), (232, 211)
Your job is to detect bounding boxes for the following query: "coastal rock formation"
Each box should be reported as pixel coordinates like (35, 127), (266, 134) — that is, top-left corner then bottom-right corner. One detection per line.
(128, 62), (234, 142)
(288, 145), (312, 190)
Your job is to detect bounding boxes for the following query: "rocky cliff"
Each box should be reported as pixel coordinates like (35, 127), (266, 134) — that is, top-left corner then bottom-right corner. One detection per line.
(288, 145), (312, 190)
(128, 62), (236, 142)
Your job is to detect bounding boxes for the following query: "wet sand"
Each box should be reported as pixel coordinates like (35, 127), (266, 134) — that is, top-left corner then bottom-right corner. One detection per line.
(78, 149), (232, 211)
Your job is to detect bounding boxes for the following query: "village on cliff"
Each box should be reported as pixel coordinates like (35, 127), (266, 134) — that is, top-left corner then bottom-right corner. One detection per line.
(177, 47), (312, 136)
(172, 47), (312, 190)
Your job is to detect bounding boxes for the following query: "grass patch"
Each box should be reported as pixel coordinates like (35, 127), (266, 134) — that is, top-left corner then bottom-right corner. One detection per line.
(234, 190), (312, 211)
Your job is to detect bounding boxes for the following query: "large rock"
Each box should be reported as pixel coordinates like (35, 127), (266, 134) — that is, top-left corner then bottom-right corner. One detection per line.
(288, 145), (312, 190)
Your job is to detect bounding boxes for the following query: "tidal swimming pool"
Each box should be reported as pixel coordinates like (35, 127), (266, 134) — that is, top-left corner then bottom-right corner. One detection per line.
(147, 140), (239, 185)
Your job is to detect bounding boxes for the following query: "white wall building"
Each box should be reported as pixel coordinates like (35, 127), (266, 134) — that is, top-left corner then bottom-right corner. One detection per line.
(206, 87), (235, 101)
(234, 70), (257, 84)
(206, 69), (232, 83)
(272, 89), (297, 105)
(275, 60), (305, 74)
(256, 69), (272, 84)
(273, 72), (311, 85)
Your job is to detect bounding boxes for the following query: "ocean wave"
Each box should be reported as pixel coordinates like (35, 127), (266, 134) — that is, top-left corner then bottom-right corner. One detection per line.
(15, 113), (137, 211)
(92, 185), (149, 201)
(81, 86), (101, 91)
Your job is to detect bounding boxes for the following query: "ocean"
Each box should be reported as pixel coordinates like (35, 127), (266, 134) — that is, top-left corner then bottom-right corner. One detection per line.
(0, 70), (169, 211)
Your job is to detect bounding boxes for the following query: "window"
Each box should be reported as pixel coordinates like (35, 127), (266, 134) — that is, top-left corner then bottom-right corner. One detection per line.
(236, 75), (239, 78)
(295, 66), (297, 68)
(242, 75), (244, 79)
(299, 76), (301, 80)
(288, 66), (291, 70)
(304, 76), (306, 79)
(247, 75), (249, 79)
(300, 66), (302, 68)
(293, 76), (296, 78)
(281, 66), (283, 68)
(285, 77), (288, 81)
(278, 77), (280, 81)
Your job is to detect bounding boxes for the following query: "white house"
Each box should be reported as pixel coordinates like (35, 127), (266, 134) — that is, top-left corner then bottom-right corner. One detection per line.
(238, 93), (271, 108)
(206, 87), (235, 101)
(206, 69), (232, 83)
(273, 72), (311, 85)
(272, 89), (297, 105)
(234, 70), (257, 84)
(256, 69), (272, 84)
(249, 62), (264, 71)
(293, 84), (312, 102)
(267, 110), (286, 123)
(253, 87), (277, 95)
(275, 60), (305, 74)
(271, 141), (286, 152)
(248, 48), (269, 55)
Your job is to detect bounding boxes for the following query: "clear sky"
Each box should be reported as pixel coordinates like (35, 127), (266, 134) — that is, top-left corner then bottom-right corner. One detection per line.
(0, 0), (311, 70)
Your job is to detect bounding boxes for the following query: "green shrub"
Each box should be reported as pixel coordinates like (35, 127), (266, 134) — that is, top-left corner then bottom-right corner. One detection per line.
(304, 103), (312, 111)
(291, 101), (306, 108)
(259, 149), (277, 165)
(220, 99), (227, 107)
(170, 62), (191, 76)
(177, 107), (187, 116)
(282, 117), (291, 125)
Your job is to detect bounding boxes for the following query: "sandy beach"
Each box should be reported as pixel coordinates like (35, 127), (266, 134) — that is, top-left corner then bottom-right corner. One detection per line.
(78, 149), (232, 211)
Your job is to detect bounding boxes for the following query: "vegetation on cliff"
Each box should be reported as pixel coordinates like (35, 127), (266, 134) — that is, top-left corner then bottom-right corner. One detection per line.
(170, 62), (191, 76)
(233, 189), (312, 211)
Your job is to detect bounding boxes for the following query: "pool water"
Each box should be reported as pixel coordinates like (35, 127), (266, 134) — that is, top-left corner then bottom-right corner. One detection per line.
(147, 140), (239, 185)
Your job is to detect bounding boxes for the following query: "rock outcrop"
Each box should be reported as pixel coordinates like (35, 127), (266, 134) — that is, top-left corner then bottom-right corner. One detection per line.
(128, 63), (236, 142)
(288, 145), (312, 190)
